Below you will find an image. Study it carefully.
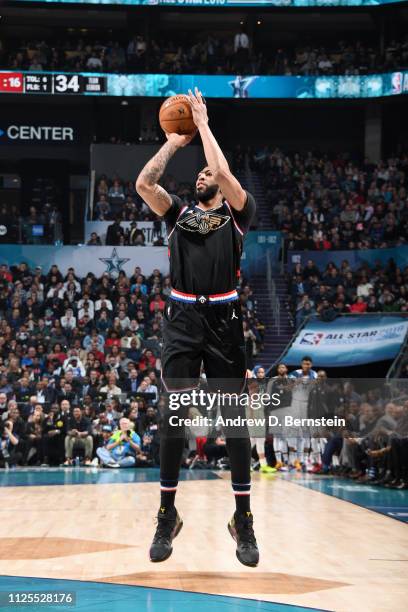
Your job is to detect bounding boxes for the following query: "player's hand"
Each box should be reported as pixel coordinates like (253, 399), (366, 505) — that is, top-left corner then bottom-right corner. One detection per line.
(165, 131), (196, 148)
(187, 87), (208, 128)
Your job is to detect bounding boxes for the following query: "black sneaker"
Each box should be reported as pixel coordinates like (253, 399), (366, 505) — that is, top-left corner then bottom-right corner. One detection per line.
(149, 507), (183, 562)
(228, 511), (259, 567)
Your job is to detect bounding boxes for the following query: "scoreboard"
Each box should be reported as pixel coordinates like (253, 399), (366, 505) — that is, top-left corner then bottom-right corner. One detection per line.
(0, 72), (107, 95)
(0, 69), (407, 99)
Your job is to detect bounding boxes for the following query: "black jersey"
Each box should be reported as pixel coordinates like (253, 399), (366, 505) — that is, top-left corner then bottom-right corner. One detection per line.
(161, 191), (256, 295)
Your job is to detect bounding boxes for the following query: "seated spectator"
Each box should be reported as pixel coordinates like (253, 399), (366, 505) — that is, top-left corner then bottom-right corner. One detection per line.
(0, 419), (22, 467)
(94, 195), (111, 221)
(64, 406), (93, 466)
(61, 308), (77, 331)
(43, 403), (67, 466)
(128, 222), (146, 246)
(106, 218), (125, 246)
(25, 409), (46, 466)
(100, 373), (122, 398)
(348, 296), (368, 313)
(96, 418), (145, 468)
(87, 232), (102, 246)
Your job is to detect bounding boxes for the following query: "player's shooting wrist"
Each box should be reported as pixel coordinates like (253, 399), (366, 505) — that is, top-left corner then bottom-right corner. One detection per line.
(166, 139), (181, 152)
(197, 119), (209, 130)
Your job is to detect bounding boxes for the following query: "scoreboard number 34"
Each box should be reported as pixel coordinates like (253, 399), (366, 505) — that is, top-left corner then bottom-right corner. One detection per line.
(55, 74), (81, 93)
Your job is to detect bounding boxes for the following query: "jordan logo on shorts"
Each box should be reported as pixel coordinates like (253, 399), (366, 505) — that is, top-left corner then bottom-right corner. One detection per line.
(231, 309), (238, 320)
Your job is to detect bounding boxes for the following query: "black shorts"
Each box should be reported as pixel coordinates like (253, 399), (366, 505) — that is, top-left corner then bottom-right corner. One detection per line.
(161, 298), (246, 393)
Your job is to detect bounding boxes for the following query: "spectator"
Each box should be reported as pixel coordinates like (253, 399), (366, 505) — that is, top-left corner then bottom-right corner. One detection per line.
(96, 418), (144, 468)
(0, 419), (22, 467)
(106, 218), (125, 246)
(128, 223), (146, 246)
(87, 232), (102, 246)
(64, 406), (93, 466)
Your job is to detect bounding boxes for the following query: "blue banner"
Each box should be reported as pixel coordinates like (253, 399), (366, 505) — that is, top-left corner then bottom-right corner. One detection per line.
(1, 70), (407, 100)
(288, 245), (408, 272)
(241, 231), (281, 276)
(0, 245), (169, 277)
(106, 72), (408, 99)
(283, 315), (408, 367)
(13, 0), (408, 7)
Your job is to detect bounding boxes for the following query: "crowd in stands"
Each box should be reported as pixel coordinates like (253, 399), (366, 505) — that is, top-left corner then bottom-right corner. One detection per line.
(92, 174), (194, 224)
(249, 149), (408, 251)
(0, 262), (264, 468)
(90, 174), (201, 246)
(289, 258), (408, 328)
(2, 32), (407, 76)
(0, 204), (62, 246)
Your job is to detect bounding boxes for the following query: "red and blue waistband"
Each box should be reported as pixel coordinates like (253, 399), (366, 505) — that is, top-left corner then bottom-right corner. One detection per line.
(170, 288), (238, 304)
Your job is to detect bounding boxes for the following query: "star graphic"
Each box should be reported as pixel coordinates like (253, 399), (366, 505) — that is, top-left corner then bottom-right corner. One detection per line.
(99, 248), (130, 277)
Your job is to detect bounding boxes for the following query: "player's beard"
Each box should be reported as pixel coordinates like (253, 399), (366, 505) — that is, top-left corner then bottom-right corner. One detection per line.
(195, 184), (219, 203)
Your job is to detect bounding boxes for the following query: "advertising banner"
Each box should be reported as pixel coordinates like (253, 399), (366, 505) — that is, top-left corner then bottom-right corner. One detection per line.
(283, 315), (408, 367)
(13, 0), (407, 7)
(0, 245), (169, 276)
(1, 70), (407, 100)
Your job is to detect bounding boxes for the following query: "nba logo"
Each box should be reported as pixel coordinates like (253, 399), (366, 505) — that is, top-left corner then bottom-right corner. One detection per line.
(391, 72), (402, 95)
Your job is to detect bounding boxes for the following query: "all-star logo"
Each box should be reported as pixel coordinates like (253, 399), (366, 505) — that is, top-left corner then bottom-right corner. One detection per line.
(198, 296), (207, 304)
(177, 210), (230, 235)
(99, 248), (130, 277)
(228, 75), (258, 99)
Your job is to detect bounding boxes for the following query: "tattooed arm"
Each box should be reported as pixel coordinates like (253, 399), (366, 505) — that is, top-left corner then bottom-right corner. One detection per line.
(136, 132), (195, 216)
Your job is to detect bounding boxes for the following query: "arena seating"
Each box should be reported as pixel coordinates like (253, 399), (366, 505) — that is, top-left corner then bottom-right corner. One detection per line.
(249, 148), (408, 250)
(0, 261), (264, 467)
(2, 34), (407, 75)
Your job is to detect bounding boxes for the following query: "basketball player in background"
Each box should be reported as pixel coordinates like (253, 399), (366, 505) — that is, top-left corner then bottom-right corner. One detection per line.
(136, 88), (259, 567)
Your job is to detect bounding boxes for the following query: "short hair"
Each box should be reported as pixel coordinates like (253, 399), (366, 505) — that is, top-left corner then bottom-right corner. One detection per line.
(301, 356), (313, 363)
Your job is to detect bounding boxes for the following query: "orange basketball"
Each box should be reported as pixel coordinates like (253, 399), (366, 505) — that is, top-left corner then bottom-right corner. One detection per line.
(159, 94), (196, 136)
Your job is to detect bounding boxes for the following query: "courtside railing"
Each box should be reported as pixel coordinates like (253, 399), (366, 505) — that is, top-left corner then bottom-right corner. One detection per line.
(266, 249), (281, 336)
(88, 170), (96, 221)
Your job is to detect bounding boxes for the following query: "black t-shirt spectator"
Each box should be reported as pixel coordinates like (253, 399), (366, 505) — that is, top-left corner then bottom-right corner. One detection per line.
(67, 415), (92, 435)
(106, 222), (124, 246)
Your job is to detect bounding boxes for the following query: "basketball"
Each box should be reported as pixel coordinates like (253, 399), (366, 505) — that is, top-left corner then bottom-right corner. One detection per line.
(159, 94), (196, 135)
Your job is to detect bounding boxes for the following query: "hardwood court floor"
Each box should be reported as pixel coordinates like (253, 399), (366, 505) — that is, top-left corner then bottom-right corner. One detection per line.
(0, 469), (407, 612)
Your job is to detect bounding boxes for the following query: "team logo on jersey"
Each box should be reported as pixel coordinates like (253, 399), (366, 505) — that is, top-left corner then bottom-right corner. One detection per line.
(177, 210), (230, 235)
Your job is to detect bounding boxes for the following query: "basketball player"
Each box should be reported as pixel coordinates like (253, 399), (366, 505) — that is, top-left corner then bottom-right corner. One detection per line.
(136, 88), (258, 567)
(287, 356), (318, 469)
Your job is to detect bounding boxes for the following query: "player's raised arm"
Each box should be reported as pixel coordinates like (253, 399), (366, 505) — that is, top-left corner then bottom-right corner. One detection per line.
(136, 133), (194, 217)
(187, 87), (247, 211)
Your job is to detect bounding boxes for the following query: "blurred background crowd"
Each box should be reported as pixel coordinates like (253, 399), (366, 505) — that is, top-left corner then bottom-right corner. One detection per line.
(2, 33), (407, 76)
